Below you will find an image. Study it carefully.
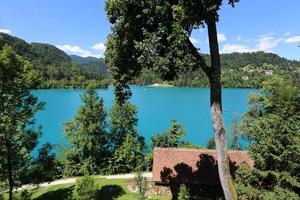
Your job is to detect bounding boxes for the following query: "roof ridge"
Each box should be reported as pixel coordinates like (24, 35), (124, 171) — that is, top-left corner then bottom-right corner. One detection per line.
(153, 147), (248, 153)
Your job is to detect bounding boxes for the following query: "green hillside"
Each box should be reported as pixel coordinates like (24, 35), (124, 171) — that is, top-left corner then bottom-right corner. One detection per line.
(1, 32), (298, 89)
(135, 52), (300, 87)
(0, 33), (109, 89)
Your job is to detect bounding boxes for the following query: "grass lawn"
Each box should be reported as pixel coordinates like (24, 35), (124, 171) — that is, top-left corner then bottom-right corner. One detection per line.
(5, 178), (171, 200)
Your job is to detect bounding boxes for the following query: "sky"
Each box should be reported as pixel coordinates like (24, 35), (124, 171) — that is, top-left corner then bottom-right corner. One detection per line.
(0, 0), (299, 60)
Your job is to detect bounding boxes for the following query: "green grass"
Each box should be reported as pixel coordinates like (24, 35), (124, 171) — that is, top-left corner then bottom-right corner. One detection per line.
(5, 178), (171, 200)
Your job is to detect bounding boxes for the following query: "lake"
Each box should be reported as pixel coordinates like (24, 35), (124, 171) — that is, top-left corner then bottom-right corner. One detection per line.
(32, 86), (257, 150)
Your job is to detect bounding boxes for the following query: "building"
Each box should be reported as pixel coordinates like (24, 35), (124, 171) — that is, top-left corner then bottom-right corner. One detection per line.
(264, 70), (273, 76)
(152, 147), (253, 199)
(242, 76), (249, 80)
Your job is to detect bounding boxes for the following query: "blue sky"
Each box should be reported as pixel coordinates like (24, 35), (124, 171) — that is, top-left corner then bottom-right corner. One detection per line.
(0, 0), (299, 60)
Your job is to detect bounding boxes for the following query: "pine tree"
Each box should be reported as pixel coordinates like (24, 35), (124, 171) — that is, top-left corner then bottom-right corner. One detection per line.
(63, 88), (108, 176)
(235, 77), (300, 199)
(108, 134), (145, 174)
(109, 101), (139, 152)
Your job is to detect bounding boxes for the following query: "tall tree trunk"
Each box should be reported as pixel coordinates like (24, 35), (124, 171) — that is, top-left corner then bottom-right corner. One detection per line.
(207, 19), (237, 200)
(5, 137), (13, 200)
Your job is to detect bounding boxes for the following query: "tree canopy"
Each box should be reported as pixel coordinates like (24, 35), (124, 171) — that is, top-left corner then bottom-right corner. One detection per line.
(63, 88), (108, 176)
(0, 45), (44, 200)
(235, 77), (300, 199)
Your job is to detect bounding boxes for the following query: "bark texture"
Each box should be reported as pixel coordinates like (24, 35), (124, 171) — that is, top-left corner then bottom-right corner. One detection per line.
(207, 19), (237, 200)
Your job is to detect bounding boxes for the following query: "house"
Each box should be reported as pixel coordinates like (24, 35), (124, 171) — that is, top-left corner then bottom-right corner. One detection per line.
(242, 76), (249, 80)
(152, 147), (253, 199)
(264, 70), (273, 76)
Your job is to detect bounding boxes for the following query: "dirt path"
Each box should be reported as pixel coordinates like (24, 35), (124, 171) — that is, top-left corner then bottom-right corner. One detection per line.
(17, 172), (152, 191)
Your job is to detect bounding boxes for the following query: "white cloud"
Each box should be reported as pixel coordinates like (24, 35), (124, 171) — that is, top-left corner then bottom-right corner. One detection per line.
(221, 34), (284, 54)
(221, 44), (254, 53)
(92, 43), (106, 57)
(56, 44), (98, 58)
(92, 43), (106, 51)
(0, 29), (11, 34)
(256, 36), (282, 52)
(189, 37), (198, 44)
(284, 32), (292, 36)
(217, 33), (226, 42)
(284, 36), (300, 43)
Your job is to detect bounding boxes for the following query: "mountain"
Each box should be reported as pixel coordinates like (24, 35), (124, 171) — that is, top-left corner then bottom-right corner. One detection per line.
(69, 55), (99, 64)
(0, 33), (109, 88)
(136, 52), (300, 87)
(70, 55), (108, 79)
(1, 32), (299, 88)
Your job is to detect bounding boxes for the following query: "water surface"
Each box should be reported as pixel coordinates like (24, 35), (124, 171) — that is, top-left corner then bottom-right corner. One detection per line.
(32, 86), (257, 149)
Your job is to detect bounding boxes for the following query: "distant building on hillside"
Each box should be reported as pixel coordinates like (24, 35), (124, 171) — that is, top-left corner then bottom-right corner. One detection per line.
(242, 76), (249, 80)
(264, 70), (274, 75)
(152, 147), (253, 199)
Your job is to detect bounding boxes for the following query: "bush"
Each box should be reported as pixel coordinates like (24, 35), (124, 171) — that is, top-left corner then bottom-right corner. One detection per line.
(20, 190), (31, 200)
(135, 168), (148, 200)
(73, 176), (96, 200)
(178, 184), (190, 200)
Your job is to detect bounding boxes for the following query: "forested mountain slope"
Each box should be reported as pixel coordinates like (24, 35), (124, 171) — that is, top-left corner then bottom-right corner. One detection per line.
(0, 33), (109, 88)
(1, 33), (298, 88)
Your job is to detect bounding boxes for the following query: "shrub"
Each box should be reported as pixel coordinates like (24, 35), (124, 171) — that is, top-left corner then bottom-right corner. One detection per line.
(20, 190), (31, 200)
(135, 168), (148, 200)
(178, 184), (190, 200)
(73, 176), (96, 200)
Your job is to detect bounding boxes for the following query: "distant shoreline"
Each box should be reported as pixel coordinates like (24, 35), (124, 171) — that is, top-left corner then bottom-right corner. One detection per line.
(146, 83), (175, 87)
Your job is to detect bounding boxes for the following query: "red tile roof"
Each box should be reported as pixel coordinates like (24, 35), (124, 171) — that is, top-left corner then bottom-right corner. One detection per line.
(152, 147), (253, 185)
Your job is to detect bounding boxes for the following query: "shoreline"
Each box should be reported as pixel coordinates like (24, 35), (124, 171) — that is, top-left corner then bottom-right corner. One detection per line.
(146, 83), (175, 87)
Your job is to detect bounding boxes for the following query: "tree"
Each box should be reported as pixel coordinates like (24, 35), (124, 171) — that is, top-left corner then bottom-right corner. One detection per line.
(151, 120), (191, 148)
(109, 101), (139, 152)
(73, 176), (96, 200)
(135, 166), (148, 200)
(108, 134), (145, 174)
(227, 114), (242, 150)
(207, 136), (216, 149)
(235, 77), (300, 199)
(107, 101), (146, 173)
(30, 143), (58, 184)
(0, 45), (44, 200)
(105, 1), (239, 198)
(63, 88), (108, 176)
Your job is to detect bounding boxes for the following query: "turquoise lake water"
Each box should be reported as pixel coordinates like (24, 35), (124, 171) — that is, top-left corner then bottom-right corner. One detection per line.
(32, 86), (257, 149)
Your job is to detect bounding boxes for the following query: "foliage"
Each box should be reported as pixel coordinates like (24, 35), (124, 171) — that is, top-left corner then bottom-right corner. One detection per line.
(133, 52), (300, 88)
(135, 167), (148, 200)
(134, 68), (163, 86)
(151, 120), (191, 148)
(108, 134), (146, 174)
(0, 33), (110, 89)
(207, 137), (216, 149)
(109, 101), (139, 152)
(63, 88), (108, 176)
(30, 143), (59, 184)
(73, 176), (96, 200)
(235, 77), (300, 199)
(20, 190), (31, 200)
(178, 184), (190, 200)
(227, 114), (242, 150)
(70, 55), (108, 80)
(0, 45), (44, 199)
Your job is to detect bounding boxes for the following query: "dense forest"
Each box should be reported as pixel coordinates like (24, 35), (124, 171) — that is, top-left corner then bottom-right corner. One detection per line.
(0, 33), (109, 89)
(1, 32), (299, 89)
(135, 52), (300, 88)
